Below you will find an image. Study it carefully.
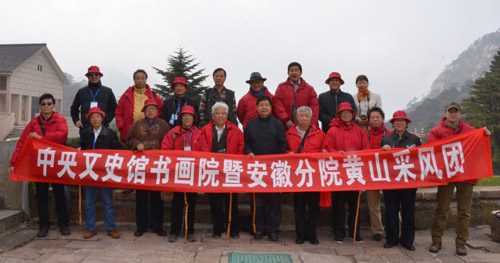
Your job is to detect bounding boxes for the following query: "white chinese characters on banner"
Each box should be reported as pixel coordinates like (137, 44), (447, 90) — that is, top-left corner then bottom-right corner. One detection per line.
(102, 153), (124, 182)
(198, 158), (220, 187)
(442, 142), (465, 178)
(295, 159), (315, 187)
(127, 155), (150, 184)
(175, 157), (196, 185)
(151, 156), (172, 184)
(392, 150), (417, 182)
(79, 152), (102, 181)
(247, 161), (267, 188)
(343, 155), (366, 185)
(270, 160), (292, 187)
(37, 147), (55, 177)
(368, 153), (391, 182)
(223, 160), (243, 187)
(57, 152), (77, 179)
(418, 147), (442, 180)
(318, 157), (342, 186)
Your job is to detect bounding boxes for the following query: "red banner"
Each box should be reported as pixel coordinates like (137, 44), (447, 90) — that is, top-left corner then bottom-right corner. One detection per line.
(10, 129), (493, 193)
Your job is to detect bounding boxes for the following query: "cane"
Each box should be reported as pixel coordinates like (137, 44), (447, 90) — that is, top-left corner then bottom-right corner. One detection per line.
(252, 193), (257, 235)
(353, 191), (362, 246)
(79, 185), (82, 226)
(226, 193), (233, 240)
(184, 192), (189, 242)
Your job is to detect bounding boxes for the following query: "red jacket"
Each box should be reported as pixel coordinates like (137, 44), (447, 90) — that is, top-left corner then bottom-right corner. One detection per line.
(10, 112), (68, 167)
(161, 125), (208, 152)
(237, 88), (274, 131)
(273, 78), (319, 128)
(364, 123), (393, 149)
(427, 117), (476, 185)
(115, 84), (163, 143)
(201, 120), (244, 154)
(325, 118), (370, 152)
(286, 124), (327, 153)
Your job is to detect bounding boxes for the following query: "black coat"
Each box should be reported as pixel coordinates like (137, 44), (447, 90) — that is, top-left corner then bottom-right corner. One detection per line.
(318, 89), (357, 133)
(79, 126), (126, 150)
(380, 130), (421, 149)
(70, 83), (117, 129)
(161, 95), (200, 129)
(244, 115), (287, 155)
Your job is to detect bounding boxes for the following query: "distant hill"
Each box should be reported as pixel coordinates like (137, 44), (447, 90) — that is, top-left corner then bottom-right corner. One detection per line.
(406, 29), (500, 131)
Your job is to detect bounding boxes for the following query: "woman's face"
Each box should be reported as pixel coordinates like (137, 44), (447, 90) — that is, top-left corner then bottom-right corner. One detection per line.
(340, 110), (353, 123)
(356, 80), (369, 92)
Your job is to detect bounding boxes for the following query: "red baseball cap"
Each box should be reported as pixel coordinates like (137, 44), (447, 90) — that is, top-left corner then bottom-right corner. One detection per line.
(178, 105), (197, 120)
(336, 102), (356, 118)
(85, 107), (105, 119)
(389, 110), (412, 124)
(85, 66), (103, 77)
(142, 98), (159, 112)
(325, 72), (344, 85)
(170, 77), (190, 91)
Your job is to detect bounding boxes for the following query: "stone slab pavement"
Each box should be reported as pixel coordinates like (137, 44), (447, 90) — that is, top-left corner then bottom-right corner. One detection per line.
(0, 223), (499, 263)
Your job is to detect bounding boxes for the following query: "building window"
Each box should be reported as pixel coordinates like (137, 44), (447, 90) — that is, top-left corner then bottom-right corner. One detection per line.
(22, 95), (28, 121)
(37, 65), (43, 71)
(31, 96), (40, 118)
(0, 76), (6, 90)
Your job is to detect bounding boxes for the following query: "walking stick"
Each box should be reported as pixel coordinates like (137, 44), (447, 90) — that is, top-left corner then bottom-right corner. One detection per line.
(184, 192), (189, 242)
(226, 193), (233, 240)
(252, 193), (257, 235)
(79, 185), (82, 226)
(353, 191), (362, 246)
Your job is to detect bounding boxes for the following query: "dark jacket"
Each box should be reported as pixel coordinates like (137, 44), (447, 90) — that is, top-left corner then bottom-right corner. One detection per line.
(80, 126), (125, 150)
(70, 83), (117, 129)
(161, 95), (199, 129)
(318, 89), (357, 133)
(125, 118), (170, 150)
(380, 130), (421, 149)
(244, 115), (287, 155)
(199, 87), (238, 127)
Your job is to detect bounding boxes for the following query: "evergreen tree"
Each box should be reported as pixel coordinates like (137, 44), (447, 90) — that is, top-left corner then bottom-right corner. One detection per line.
(490, 48), (500, 74)
(153, 47), (209, 102)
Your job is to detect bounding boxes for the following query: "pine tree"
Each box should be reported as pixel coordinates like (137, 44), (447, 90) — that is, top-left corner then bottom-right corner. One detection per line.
(490, 48), (500, 74)
(153, 47), (209, 102)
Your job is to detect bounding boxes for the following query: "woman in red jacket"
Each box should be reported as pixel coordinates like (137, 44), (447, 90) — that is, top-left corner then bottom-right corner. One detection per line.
(286, 106), (327, 245)
(161, 105), (208, 243)
(325, 102), (370, 243)
(201, 102), (244, 238)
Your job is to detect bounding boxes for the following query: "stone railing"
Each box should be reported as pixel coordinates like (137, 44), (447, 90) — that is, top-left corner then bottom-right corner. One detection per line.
(0, 113), (15, 141)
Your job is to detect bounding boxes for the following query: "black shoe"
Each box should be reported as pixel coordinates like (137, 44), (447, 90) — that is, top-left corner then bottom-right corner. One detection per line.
(254, 232), (264, 239)
(403, 244), (415, 251)
(212, 232), (221, 238)
(349, 235), (364, 243)
(309, 238), (320, 245)
(134, 230), (145, 237)
(59, 225), (71, 236)
(186, 234), (196, 242)
(230, 232), (240, 239)
(122, 189), (134, 194)
(168, 234), (177, 242)
(334, 237), (344, 244)
(154, 230), (167, 237)
(384, 242), (397, 248)
(36, 226), (49, 238)
(268, 233), (279, 242)
(295, 238), (305, 244)
(373, 233), (383, 241)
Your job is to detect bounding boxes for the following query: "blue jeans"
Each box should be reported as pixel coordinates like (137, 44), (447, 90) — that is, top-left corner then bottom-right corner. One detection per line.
(85, 186), (116, 231)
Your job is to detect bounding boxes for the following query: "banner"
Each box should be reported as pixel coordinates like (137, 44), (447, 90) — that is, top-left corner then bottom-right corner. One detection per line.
(10, 129), (493, 193)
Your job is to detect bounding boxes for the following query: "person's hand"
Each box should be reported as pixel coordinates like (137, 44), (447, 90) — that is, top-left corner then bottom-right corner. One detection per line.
(137, 143), (145, 151)
(29, 132), (41, 139)
(339, 150), (345, 155)
(77, 147), (81, 153)
(382, 145), (391, 151)
(289, 152), (294, 155)
(286, 120), (294, 129)
(484, 127), (491, 136)
(248, 153), (255, 160)
(75, 120), (83, 128)
(8, 166), (14, 175)
(322, 149), (328, 154)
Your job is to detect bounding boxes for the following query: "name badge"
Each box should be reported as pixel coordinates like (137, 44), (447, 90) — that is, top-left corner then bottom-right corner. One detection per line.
(184, 146), (192, 151)
(90, 102), (98, 108)
(169, 114), (178, 125)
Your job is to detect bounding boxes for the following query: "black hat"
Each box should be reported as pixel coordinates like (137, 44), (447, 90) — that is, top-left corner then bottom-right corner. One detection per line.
(246, 72), (267, 84)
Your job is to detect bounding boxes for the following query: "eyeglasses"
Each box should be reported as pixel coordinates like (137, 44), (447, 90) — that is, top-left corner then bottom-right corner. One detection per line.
(40, 102), (53, 106)
(88, 73), (100, 77)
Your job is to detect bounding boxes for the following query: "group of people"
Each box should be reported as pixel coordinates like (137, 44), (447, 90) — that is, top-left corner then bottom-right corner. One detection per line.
(7, 62), (485, 256)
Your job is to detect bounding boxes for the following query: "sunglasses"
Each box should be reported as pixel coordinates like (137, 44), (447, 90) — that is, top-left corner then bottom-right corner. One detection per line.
(40, 102), (53, 106)
(88, 73), (100, 77)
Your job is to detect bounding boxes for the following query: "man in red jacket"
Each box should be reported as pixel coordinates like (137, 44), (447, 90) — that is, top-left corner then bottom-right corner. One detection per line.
(115, 69), (163, 143)
(427, 102), (490, 256)
(8, 93), (70, 238)
(273, 62), (319, 129)
(237, 72), (274, 131)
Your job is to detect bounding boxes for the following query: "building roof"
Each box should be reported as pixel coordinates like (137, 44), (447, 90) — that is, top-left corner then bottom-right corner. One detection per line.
(0, 43), (47, 73)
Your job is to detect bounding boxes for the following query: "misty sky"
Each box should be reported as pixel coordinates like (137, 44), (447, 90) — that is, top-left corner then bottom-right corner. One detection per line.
(2, 0), (500, 116)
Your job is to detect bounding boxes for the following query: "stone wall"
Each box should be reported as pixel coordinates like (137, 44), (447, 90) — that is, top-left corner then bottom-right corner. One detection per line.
(0, 141), (25, 210)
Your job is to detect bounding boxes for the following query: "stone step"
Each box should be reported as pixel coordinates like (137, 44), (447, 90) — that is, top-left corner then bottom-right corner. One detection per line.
(0, 210), (25, 232)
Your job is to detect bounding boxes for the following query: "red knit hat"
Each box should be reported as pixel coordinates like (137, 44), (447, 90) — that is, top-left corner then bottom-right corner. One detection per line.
(85, 66), (103, 77)
(85, 107), (105, 119)
(389, 110), (412, 124)
(336, 102), (356, 118)
(170, 77), (190, 91)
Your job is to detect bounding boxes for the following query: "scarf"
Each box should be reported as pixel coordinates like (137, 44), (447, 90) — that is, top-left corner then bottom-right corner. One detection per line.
(250, 86), (267, 98)
(357, 89), (370, 100)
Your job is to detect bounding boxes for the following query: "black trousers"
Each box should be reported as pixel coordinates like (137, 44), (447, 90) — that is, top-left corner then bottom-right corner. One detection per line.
(136, 190), (163, 231)
(36, 182), (68, 227)
(332, 191), (360, 239)
(254, 193), (281, 234)
(383, 188), (416, 246)
(209, 193), (240, 234)
(170, 192), (197, 235)
(294, 192), (320, 240)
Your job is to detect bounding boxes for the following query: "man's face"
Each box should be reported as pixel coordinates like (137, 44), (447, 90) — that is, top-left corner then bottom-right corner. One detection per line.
(181, 113), (194, 128)
(329, 78), (342, 91)
(369, 111), (383, 128)
(445, 108), (461, 123)
(89, 113), (103, 129)
(213, 107), (228, 126)
(392, 119), (407, 133)
(250, 80), (264, 93)
(39, 98), (55, 116)
(297, 110), (312, 128)
(144, 105), (158, 120)
(87, 73), (101, 84)
(213, 71), (226, 87)
(134, 72), (147, 89)
(339, 110), (353, 123)
(257, 100), (271, 118)
(174, 83), (187, 97)
(288, 66), (302, 83)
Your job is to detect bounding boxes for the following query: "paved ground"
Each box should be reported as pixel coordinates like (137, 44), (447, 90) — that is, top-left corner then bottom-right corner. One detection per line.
(0, 223), (499, 263)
